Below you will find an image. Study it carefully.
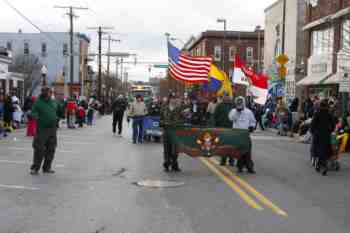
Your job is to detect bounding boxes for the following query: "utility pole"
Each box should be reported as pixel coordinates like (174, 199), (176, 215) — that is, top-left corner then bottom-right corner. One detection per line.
(54, 5), (88, 97)
(87, 26), (114, 100)
(102, 35), (120, 80)
(120, 57), (124, 90)
(281, 0), (286, 54)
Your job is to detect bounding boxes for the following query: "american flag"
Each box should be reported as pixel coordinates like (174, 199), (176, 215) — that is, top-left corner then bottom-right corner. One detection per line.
(168, 42), (212, 83)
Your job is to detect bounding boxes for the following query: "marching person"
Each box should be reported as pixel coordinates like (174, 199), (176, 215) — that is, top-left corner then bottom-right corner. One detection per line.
(30, 87), (58, 175)
(160, 94), (184, 172)
(112, 94), (128, 136)
(214, 95), (235, 166)
(129, 95), (147, 144)
(228, 96), (256, 174)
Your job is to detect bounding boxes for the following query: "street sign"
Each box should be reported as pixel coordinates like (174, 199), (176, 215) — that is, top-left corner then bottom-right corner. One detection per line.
(276, 54), (289, 65)
(153, 64), (169, 69)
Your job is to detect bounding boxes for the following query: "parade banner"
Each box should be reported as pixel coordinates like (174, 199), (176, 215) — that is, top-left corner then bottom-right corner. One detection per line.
(168, 127), (251, 158)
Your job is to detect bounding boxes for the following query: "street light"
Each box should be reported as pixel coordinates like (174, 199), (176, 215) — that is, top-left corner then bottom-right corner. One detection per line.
(256, 25), (262, 73)
(217, 18), (227, 72)
(170, 37), (185, 45)
(41, 65), (48, 86)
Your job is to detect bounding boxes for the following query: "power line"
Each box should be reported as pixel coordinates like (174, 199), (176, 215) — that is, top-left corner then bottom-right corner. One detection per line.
(2, 0), (60, 46)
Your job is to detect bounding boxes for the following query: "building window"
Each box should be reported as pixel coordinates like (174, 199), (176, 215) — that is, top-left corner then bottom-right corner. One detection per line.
(6, 42), (12, 51)
(63, 43), (68, 56)
(311, 27), (333, 55)
(229, 46), (237, 61)
(274, 39), (281, 57)
(214, 45), (221, 61)
(24, 42), (29, 55)
(342, 19), (350, 50)
(41, 43), (47, 57)
(246, 47), (253, 62)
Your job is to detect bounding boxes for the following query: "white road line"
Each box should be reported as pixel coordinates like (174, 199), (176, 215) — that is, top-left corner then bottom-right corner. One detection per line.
(0, 184), (40, 191)
(5, 140), (94, 146)
(0, 160), (64, 168)
(5, 147), (75, 153)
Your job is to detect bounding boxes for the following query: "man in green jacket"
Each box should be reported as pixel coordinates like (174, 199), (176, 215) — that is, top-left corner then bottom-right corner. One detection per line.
(214, 95), (235, 166)
(30, 87), (58, 175)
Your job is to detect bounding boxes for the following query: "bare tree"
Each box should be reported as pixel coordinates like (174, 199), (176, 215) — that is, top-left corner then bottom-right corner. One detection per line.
(8, 54), (42, 96)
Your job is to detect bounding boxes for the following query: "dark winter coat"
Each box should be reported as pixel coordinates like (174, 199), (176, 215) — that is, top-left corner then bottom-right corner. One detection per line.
(3, 98), (13, 123)
(310, 109), (335, 160)
(214, 102), (233, 128)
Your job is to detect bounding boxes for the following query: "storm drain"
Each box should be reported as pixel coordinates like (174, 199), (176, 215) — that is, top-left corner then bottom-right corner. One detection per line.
(134, 179), (185, 188)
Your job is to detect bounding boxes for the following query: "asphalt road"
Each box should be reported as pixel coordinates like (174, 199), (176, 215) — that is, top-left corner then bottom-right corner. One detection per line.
(0, 116), (350, 233)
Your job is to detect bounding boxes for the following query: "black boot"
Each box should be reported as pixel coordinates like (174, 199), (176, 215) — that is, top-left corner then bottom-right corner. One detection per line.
(171, 163), (181, 172)
(220, 157), (227, 166)
(163, 162), (170, 173)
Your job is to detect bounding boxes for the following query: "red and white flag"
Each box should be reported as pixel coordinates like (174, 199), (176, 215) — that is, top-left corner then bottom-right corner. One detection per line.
(248, 73), (269, 105)
(232, 55), (249, 86)
(233, 55), (269, 105)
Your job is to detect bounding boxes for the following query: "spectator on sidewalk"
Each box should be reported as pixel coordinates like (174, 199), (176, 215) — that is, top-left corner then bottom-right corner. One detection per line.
(77, 104), (86, 128)
(12, 100), (23, 129)
(129, 95), (147, 144)
(3, 95), (14, 132)
(66, 97), (78, 129)
(0, 94), (7, 139)
(30, 87), (58, 175)
(26, 96), (37, 137)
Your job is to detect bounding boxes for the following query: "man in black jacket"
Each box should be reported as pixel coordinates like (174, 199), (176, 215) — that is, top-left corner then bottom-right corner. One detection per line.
(112, 95), (128, 136)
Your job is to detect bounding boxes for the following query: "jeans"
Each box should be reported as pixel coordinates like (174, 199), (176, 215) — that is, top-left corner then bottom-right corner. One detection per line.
(132, 116), (144, 143)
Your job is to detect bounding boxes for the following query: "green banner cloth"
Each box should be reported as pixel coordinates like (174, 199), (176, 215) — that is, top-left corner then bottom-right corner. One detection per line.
(167, 127), (251, 158)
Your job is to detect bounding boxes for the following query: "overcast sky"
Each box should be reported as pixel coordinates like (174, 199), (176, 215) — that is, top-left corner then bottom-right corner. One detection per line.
(0, 0), (276, 81)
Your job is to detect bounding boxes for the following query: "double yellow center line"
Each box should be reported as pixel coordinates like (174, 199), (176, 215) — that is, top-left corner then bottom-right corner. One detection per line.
(199, 157), (288, 217)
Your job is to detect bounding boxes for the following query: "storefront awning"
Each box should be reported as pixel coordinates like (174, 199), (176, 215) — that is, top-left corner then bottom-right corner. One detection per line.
(324, 74), (340, 84)
(0, 72), (8, 80)
(296, 74), (330, 86)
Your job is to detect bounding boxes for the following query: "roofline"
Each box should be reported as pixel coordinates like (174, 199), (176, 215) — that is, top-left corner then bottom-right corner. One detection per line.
(264, 0), (282, 13)
(187, 30), (264, 51)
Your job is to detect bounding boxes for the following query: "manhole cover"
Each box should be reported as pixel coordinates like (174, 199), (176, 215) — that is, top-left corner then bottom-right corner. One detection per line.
(134, 180), (185, 188)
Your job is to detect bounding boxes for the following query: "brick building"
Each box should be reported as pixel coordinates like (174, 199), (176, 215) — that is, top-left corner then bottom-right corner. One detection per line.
(299, 0), (350, 99)
(186, 30), (264, 96)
